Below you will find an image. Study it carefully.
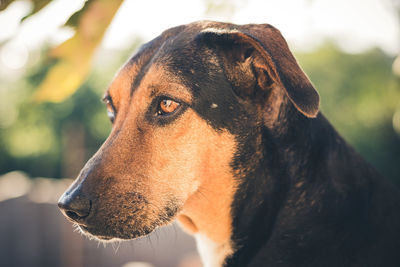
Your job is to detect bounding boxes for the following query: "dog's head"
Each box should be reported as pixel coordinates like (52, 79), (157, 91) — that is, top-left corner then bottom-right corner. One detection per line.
(58, 21), (319, 241)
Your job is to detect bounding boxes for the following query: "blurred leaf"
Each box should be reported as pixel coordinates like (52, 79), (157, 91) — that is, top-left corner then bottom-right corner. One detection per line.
(34, 60), (90, 102)
(0, 0), (14, 11)
(65, 0), (92, 28)
(21, 0), (52, 21)
(0, 0), (51, 18)
(34, 0), (124, 102)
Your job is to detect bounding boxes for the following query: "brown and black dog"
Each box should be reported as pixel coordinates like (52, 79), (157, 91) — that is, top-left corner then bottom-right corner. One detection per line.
(58, 21), (400, 267)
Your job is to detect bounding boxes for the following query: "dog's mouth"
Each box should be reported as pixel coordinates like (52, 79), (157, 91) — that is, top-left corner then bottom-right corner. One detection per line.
(79, 225), (114, 240)
(74, 199), (181, 241)
(77, 220), (157, 240)
(79, 225), (154, 240)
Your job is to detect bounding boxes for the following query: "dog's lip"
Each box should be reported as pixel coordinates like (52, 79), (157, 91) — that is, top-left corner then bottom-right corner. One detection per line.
(79, 225), (114, 240)
(75, 221), (90, 228)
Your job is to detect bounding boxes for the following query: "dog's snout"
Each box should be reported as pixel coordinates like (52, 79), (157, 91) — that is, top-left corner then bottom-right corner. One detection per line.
(58, 190), (91, 222)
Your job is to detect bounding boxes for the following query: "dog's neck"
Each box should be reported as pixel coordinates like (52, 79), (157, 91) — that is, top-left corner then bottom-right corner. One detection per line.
(176, 110), (339, 266)
(226, 111), (377, 266)
(177, 110), (377, 266)
(177, 142), (238, 267)
(177, 186), (236, 267)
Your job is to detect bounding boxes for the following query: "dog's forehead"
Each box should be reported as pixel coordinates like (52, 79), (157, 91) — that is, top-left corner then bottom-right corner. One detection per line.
(107, 21), (230, 99)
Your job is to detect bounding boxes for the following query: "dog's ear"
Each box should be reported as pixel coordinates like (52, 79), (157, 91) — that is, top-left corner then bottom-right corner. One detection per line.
(197, 25), (319, 118)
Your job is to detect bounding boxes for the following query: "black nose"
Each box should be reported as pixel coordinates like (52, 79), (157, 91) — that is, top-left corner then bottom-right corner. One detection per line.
(58, 189), (91, 222)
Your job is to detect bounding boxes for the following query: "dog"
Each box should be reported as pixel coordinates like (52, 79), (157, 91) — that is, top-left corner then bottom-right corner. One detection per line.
(58, 21), (400, 267)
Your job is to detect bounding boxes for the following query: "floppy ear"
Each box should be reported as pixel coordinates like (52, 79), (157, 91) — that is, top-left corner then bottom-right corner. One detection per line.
(197, 24), (319, 118)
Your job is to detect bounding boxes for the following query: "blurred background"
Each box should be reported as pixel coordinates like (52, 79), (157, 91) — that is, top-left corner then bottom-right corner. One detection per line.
(0, 0), (399, 266)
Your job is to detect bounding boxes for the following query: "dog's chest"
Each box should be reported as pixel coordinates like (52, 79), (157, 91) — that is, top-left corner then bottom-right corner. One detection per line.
(195, 234), (233, 267)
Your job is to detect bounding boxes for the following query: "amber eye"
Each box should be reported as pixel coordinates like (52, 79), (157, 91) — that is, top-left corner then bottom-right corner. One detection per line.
(157, 99), (180, 116)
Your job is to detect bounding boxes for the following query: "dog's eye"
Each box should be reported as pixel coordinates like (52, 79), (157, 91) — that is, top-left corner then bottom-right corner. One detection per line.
(106, 107), (115, 123)
(103, 95), (116, 123)
(156, 99), (180, 116)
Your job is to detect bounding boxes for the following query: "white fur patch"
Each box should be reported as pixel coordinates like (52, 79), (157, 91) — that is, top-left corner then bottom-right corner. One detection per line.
(201, 28), (239, 35)
(195, 234), (233, 267)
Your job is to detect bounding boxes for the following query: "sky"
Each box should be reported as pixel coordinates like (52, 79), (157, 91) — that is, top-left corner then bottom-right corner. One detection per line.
(0, 0), (399, 71)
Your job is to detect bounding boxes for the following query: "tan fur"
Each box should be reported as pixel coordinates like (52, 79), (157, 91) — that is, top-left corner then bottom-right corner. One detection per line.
(139, 64), (237, 263)
(98, 63), (239, 256)
(175, 124), (237, 264)
(176, 124), (237, 244)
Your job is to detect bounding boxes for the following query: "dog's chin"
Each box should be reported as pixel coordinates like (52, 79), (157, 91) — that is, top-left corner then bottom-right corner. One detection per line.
(78, 224), (156, 241)
(73, 198), (182, 241)
(77, 213), (179, 241)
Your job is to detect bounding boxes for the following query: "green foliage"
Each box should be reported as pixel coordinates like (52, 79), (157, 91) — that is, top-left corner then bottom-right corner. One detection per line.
(0, 0), (51, 17)
(296, 44), (400, 184)
(21, 0), (52, 21)
(0, 0), (18, 11)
